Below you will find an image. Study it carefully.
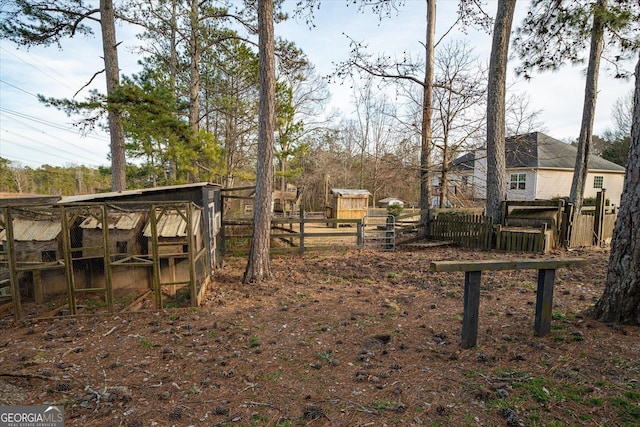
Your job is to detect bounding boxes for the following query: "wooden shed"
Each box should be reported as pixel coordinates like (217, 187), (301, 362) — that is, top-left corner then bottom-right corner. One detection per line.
(326, 189), (371, 227)
(1, 218), (62, 263)
(273, 183), (300, 215)
(79, 212), (146, 258)
(143, 209), (203, 256)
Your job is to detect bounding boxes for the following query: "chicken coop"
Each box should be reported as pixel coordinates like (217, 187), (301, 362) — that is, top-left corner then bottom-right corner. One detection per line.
(0, 183), (222, 320)
(326, 189), (371, 227)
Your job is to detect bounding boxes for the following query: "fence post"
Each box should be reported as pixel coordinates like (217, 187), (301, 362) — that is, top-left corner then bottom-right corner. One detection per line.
(5, 208), (21, 320)
(563, 202), (574, 248)
(385, 215), (395, 250)
(220, 195), (227, 257)
(357, 220), (364, 248)
(593, 189), (606, 246)
(299, 206), (305, 253)
(101, 204), (114, 311)
(59, 205), (77, 316)
(538, 223), (548, 253)
(501, 201), (509, 226)
(494, 224), (502, 251)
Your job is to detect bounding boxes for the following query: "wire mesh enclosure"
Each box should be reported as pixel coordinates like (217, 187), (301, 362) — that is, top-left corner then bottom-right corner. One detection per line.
(0, 200), (214, 321)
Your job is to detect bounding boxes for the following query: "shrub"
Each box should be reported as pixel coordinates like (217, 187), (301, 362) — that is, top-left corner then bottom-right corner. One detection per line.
(386, 204), (403, 217)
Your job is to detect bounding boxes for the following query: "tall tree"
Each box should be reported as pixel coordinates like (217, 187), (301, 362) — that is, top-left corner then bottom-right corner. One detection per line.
(593, 53), (640, 324)
(0, 0), (127, 191)
(431, 40), (486, 208)
(421, 0), (436, 217)
(101, 0), (126, 191)
(485, 0), (516, 223)
(328, 0), (436, 225)
(274, 57), (329, 210)
(331, 0), (492, 223)
(513, 0), (638, 211)
(243, 0), (276, 284)
(600, 92), (633, 166)
(569, 0), (607, 212)
(351, 78), (396, 201)
(203, 39), (260, 187)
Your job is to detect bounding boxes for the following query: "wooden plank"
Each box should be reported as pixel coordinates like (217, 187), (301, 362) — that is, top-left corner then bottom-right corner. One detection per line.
(534, 268), (555, 336)
(430, 258), (586, 272)
(33, 270), (43, 305)
(0, 301), (13, 316)
(506, 200), (564, 207)
(122, 290), (153, 312)
(462, 271), (482, 349)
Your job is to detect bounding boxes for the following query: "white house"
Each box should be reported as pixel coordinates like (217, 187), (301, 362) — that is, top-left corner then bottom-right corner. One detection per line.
(451, 132), (626, 206)
(377, 197), (404, 208)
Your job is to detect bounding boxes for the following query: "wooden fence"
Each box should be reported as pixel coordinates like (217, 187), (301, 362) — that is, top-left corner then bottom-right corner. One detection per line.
(222, 216), (364, 255)
(429, 212), (493, 250)
(223, 209), (548, 254)
(567, 190), (617, 248)
(495, 224), (548, 253)
(568, 214), (595, 248)
(222, 191), (617, 254)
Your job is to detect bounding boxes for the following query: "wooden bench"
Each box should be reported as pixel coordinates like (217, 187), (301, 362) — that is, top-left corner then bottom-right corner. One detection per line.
(429, 258), (586, 349)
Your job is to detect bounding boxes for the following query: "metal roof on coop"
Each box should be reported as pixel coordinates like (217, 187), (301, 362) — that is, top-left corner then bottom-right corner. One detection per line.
(143, 210), (202, 238)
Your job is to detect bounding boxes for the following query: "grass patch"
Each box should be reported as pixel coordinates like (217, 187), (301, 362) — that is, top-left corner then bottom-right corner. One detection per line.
(267, 371), (283, 383)
(139, 337), (155, 349)
(611, 395), (640, 425)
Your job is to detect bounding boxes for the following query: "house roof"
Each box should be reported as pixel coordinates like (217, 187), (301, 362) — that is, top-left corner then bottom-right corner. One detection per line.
(0, 195), (61, 207)
(59, 182), (219, 204)
(330, 189), (372, 197)
(506, 132), (625, 171)
(378, 197), (404, 204)
(80, 212), (144, 231)
(451, 152), (475, 171)
(142, 210), (201, 238)
(452, 132), (625, 172)
(1, 219), (62, 241)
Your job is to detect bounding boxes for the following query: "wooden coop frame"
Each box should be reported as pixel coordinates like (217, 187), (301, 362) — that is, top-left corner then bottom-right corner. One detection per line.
(80, 211), (146, 258)
(0, 185), (221, 321)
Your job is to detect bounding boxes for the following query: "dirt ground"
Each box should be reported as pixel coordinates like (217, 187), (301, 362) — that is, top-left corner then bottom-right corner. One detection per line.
(1, 245), (639, 427)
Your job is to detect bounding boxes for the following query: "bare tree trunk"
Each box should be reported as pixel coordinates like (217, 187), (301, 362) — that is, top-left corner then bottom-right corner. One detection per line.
(593, 53), (640, 325)
(569, 0), (607, 212)
(420, 0), (435, 229)
(188, 0), (200, 134)
(100, 0), (126, 191)
(439, 138), (448, 208)
(280, 156), (286, 211)
(243, 0), (275, 284)
(168, 0), (179, 182)
(169, 0), (178, 91)
(485, 0), (515, 224)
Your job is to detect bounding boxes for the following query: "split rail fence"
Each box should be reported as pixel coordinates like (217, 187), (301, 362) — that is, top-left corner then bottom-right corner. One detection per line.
(222, 192), (616, 255)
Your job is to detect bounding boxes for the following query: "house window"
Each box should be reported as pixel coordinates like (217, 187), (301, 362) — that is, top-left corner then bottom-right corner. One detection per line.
(116, 241), (128, 254)
(593, 176), (604, 189)
(510, 173), (526, 190)
(41, 250), (56, 262)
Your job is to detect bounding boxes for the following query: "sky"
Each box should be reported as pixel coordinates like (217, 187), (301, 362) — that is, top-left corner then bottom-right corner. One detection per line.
(0, 0), (634, 169)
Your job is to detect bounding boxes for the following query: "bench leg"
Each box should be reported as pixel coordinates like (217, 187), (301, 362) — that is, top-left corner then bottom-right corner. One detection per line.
(534, 268), (556, 336)
(462, 270), (482, 349)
